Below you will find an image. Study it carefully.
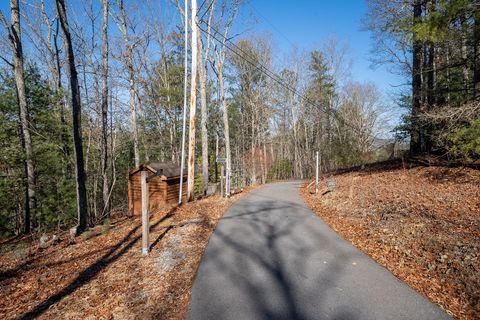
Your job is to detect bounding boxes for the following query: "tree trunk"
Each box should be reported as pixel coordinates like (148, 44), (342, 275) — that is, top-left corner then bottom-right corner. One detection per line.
(251, 112), (256, 184)
(198, 31), (209, 196)
(187, 0), (198, 201)
(56, 0), (88, 235)
(54, 17), (71, 176)
(101, 0), (109, 216)
(425, 42), (434, 152)
(1, 0), (37, 233)
(127, 45), (140, 167)
(215, 133), (219, 183)
(109, 90), (116, 207)
(293, 121), (300, 178)
(304, 122), (309, 177)
(219, 70), (231, 196)
(262, 140), (267, 183)
(115, 0), (140, 167)
(240, 104), (246, 185)
(474, 2), (480, 99)
(461, 14), (470, 96)
(410, 0), (423, 154)
(446, 47), (451, 104)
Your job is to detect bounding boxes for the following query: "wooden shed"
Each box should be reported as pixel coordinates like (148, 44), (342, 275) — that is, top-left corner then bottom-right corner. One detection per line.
(128, 162), (187, 215)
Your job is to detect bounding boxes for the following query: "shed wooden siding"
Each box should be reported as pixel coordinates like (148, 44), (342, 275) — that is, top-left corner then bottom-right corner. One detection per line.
(165, 177), (186, 202)
(128, 168), (186, 215)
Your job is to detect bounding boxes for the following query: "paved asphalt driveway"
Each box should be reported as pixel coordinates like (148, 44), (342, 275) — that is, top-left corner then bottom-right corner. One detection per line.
(187, 181), (450, 320)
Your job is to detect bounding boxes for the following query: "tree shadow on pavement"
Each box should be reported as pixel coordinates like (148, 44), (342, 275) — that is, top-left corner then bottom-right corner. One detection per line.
(190, 194), (359, 320)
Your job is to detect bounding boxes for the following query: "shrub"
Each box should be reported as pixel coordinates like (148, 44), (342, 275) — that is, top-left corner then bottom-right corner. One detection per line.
(267, 159), (293, 181)
(448, 120), (480, 159)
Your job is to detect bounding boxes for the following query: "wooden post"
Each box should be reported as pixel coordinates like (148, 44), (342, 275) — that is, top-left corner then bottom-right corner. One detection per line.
(141, 170), (149, 255)
(315, 151), (319, 194)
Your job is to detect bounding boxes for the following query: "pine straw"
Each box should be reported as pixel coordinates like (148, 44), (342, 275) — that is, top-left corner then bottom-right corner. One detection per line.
(301, 164), (480, 320)
(0, 187), (255, 320)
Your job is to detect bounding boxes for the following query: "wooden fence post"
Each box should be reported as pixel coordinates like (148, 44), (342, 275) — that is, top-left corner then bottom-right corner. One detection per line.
(141, 170), (150, 255)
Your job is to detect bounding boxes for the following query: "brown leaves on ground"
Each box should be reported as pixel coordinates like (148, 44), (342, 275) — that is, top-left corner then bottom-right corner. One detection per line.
(301, 161), (480, 320)
(0, 188), (255, 320)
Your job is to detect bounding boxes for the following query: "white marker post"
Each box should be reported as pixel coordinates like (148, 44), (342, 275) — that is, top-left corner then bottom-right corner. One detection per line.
(141, 170), (150, 255)
(216, 157), (226, 197)
(315, 151), (319, 194)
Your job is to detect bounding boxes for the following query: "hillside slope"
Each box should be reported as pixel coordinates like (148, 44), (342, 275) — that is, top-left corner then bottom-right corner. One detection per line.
(0, 190), (253, 319)
(301, 161), (479, 320)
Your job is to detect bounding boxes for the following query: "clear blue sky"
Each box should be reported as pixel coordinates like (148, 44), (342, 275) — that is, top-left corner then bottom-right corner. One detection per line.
(242, 0), (405, 93)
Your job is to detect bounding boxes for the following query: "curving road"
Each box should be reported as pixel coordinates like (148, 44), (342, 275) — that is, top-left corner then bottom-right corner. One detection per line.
(187, 181), (450, 320)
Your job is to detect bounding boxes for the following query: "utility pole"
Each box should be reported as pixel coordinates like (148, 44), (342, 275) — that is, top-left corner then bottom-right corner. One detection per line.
(315, 151), (319, 194)
(187, 0), (198, 201)
(179, 0), (188, 204)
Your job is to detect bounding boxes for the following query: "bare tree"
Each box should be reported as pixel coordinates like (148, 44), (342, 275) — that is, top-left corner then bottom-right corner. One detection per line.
(174, 0), (210, 197)
(362, 0), (412, 77)
(0, 0), (36, 233)
(411, 0), (423, 154)
(211, 0), (241, 196)
(474, 2), (480, 99)
(187, 0), (199, 201)
(100, 0), (110, 216)
(111, 0), (140, 167)
(198, 2), (215, 195)
(22, 1), (71, 171)
(339, 82), (386, 156)
(56, 0), (89, 234)
(175, 0), (215, 195)
(22, 0), (59, 88)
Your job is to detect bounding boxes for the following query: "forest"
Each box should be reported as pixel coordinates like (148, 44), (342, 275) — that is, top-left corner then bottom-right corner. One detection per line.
(0, 0), (478, 237)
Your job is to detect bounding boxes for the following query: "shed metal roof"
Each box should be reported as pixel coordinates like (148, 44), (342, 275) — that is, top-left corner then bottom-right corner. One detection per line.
(129, 162), (185, 178)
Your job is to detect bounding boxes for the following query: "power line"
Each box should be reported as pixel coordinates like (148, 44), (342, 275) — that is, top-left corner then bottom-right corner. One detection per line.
(197, 20), (327, 117)
(198, 0), (215, 21)
(196, 19), (365, 136)
(198, 0), (209, 13)
(198, 19), (292, 92)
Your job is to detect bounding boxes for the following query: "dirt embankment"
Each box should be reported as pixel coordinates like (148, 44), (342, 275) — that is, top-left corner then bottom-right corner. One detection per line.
(301, 162), (479, 320)
(0, 188), (254, 320)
